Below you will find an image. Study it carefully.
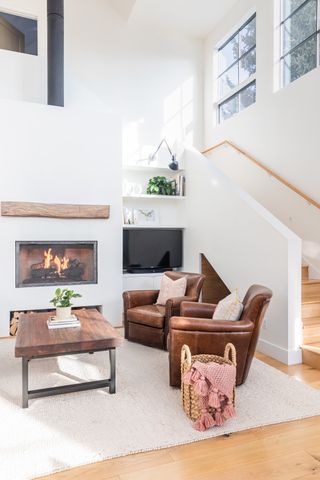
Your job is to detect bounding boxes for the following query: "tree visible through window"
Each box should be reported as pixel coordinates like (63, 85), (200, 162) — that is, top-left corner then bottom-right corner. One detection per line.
(217, 14), (256, 123)
(280, 0), (319, 86)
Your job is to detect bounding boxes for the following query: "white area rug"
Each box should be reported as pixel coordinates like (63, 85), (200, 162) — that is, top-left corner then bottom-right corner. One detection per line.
(1, 339), (320, 480)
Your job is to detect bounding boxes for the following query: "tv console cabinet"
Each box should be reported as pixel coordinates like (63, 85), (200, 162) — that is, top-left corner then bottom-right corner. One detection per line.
(123, 272), (163, 292)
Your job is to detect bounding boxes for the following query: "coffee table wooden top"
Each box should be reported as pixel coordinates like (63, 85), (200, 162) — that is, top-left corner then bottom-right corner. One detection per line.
(15, 308), (123, 358)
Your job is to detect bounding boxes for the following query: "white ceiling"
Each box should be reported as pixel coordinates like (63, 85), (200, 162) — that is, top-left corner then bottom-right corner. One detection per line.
(108, 0), (239, 38)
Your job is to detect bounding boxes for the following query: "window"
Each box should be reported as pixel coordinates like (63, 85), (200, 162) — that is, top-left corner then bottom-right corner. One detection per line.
(0, 11), (38, 56)
(217, 14), (256, 123)
(280, 0), (319, 86)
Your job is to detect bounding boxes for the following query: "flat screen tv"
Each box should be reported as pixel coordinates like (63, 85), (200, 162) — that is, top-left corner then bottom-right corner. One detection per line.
(123, 228), (183, 273)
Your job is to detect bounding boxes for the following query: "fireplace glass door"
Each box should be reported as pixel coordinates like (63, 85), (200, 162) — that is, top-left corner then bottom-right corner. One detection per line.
(16, 241), (97, 287)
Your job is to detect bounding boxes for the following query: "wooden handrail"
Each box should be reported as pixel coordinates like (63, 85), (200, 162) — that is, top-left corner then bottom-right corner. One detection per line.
(202, 140), (320, 210)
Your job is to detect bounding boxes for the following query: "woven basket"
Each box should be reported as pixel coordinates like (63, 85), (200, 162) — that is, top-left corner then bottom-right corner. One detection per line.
(181, 343), (237, 421)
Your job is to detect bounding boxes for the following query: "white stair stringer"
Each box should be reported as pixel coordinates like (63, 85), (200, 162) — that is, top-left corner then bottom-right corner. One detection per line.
(183, 147), (302, 365)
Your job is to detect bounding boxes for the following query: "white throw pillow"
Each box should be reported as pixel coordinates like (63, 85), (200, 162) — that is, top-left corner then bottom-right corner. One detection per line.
(156, 275), (187, 306)
(212, 290), (243, 321)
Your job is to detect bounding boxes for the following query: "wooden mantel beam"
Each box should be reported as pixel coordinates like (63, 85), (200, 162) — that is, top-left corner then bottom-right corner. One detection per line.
(1, 202), (110, 219)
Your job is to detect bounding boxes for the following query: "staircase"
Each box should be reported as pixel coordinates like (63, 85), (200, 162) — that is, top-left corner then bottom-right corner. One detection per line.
(301, 265), (320, 369)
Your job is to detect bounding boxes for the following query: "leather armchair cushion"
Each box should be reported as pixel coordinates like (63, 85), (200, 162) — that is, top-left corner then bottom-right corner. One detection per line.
(127, 304), (165, 329)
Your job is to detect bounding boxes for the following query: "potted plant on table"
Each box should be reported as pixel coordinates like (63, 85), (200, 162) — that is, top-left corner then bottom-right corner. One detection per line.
(50, 288), (82, 320)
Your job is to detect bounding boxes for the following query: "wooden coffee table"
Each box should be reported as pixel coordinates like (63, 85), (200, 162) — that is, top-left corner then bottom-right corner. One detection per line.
(15, 308), (123, 408)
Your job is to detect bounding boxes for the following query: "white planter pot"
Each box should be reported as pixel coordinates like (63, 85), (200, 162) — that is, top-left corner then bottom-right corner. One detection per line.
(56, 306), (72, 320)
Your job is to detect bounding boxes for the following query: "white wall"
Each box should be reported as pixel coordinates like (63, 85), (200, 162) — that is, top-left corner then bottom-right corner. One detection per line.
(0, 99), (122, 336)
(0, 0), (46, 103)
(184, 148), (302, 364)
(65, 0), (203, 153)
(205, 147), (320, 257)
(203, 0), (320, 274)
(0, 0), (203, 152)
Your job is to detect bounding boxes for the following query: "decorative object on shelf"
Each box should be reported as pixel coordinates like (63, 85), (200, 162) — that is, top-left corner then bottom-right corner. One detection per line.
(148, 138), (179, 170)
(123, 207), (134, 225)
(133, 208), (159, 226)
(176, 174), (185, 196)
(50, 287), (82, 320)
(147, 176), (175, 196)
(123, 180), (143, 196)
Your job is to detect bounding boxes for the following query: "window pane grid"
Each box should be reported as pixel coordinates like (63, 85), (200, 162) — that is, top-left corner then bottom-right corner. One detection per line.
(218, 14), (256, 52)
(218, 44), (256, 78)
(218, 81), (256, 124)
(216, 14), (256, 123)
(281, 0), (314, 23)
(281, 30), (319, 59)
(280, 0), (320, 86)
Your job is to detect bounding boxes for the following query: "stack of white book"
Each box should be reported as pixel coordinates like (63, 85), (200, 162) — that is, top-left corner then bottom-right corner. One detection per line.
(47, 314), (80, 329)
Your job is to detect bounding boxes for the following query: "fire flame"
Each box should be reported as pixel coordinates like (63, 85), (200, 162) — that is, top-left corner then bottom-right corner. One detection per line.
(61, 256), (69, 270)
(43, 250), (70, 276)
(53, 255), (61, 274)
(44, 248), (53, 269)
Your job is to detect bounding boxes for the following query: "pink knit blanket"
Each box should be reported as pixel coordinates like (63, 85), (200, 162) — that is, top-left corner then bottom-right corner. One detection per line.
(183, 360), (236, 431)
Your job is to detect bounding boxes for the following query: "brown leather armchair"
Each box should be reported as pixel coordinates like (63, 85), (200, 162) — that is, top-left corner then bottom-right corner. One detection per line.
(168, 284), (272, 387)
(123, 271), (205, 349)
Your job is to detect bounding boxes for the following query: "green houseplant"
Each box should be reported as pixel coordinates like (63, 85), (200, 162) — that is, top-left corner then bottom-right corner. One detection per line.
(147, 176), (175, 196)
(50, 288), (82, 320)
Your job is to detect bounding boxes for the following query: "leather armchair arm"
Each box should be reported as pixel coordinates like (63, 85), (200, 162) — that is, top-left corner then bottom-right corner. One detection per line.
(170, 316), (254, 333)
(180, 301), (217, 319)
(123, 290), (159, 310)
(165, 295), (198, 315)
(164, 296), (198, 337)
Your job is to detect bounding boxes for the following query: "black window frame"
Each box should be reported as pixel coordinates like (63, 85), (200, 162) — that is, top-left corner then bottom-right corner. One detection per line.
(280, 0), (320, 86)
(217, 13), (257, 124)
(218, 80), (256, 124)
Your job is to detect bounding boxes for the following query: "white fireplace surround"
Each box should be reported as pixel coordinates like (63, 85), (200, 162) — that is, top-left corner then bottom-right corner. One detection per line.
(0, 99), (122, 337)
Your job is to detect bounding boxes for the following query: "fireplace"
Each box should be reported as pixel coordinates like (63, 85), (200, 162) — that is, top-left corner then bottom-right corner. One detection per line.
(16, 241), (98, 287)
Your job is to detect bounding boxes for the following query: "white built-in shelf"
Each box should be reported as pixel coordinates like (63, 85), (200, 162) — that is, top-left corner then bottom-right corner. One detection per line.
(123, 194), (185, 200)
(123, 224), (185, 229)
(123, 164), (185, 174)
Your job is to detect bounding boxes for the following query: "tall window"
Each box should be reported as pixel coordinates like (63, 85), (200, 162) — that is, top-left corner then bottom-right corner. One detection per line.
(217, 14), (256, 124)
(280, 0), (319, 86)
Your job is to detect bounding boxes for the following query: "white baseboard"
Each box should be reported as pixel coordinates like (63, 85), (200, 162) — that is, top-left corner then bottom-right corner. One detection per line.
(257, 338), (302, 365)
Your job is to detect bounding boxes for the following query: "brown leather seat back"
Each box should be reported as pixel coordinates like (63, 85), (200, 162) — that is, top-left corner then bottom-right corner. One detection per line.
(240, 284), (273, 382)
(164, 271), (205, 299)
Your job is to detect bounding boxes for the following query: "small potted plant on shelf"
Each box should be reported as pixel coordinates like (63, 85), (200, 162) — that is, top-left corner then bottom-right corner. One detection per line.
(147, 176), (176, 196)
(50, 288), (82, 320)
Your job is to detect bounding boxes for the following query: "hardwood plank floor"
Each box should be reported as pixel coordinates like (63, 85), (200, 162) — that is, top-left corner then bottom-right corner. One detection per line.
(39, 353), (320, 480)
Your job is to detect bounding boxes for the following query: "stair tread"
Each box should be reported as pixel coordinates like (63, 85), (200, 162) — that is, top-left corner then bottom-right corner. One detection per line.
(301, 343), (320, 354)
(302, 299), (320, 305)
(303, 320), (320, 332)
(303, 316), (320, 323)
(302, 279), (320, 285)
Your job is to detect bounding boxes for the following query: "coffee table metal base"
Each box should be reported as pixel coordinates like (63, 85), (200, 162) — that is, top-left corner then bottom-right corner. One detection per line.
(22, 348), (116, 408)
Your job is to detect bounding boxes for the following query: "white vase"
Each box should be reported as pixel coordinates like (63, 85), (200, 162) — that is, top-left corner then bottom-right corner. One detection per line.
(56, 306), (72, 320)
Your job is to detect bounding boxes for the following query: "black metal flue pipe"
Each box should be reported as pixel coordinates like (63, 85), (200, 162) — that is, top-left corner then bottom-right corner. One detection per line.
(47, 0), (64, 107)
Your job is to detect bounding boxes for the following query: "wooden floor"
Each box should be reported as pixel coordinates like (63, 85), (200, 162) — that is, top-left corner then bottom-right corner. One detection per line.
(39, 353), (320, 480)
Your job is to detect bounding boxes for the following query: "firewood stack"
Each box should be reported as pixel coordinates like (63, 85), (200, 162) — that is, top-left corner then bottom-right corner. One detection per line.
(10, 311), (24, 336)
